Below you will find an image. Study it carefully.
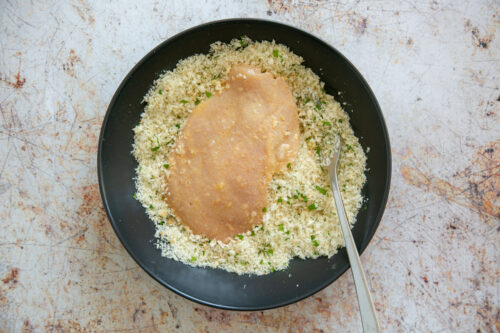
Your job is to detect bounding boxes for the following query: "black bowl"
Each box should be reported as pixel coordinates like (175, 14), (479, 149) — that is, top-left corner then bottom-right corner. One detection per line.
(98, 19), (391, 310)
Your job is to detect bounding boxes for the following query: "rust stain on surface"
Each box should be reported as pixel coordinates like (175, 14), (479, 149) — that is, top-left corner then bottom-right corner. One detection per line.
(79, 184), (100, 217)
(475, 298), (500, 333)
(62, 49), (82, 77)
(72, 0), (95, 24)
(349, 13), (369, 35)
(464, 19), (495, 49)
(45, 319), (85, 333)
(0, 268), (19, 306)
(267, 0), (290, 15)
(2, 267), (19, 286)
(21, 319), (34, 333)
(0, 56), (26, 89)
(76, 184), (120, 258)
(401, 141), (500, 219)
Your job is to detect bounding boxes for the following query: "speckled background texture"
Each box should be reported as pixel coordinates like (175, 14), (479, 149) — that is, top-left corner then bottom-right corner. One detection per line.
(0, 1), (498, 332)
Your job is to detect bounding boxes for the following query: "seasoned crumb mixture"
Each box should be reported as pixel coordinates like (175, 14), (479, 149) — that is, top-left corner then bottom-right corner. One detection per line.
(132, 38), (366, 275)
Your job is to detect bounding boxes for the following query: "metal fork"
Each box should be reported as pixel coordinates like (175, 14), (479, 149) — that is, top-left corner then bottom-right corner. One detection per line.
(326, 136), (381, 333)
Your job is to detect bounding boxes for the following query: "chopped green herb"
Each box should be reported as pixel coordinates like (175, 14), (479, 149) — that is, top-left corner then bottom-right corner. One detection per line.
(259, 259), (264, 264)
(316, 146), (321, 156)
(311, 235), (316, 240)
(212, 73), (221, 80)
(315, 186), (327, 195)
(348, 162), (353, 166)
(320, 100), (326, 105)
(308, 203), (317, 211)
(205, 91), (212, 98)
(190, 256), (196, 262)
(261, 69), (267, 73)
(194, 99), (200, 105)
(151, 137), (161, 152)
(149, 204), (154, 209)
(158, 89), (163, 95)
(286, 200), (291, 205)
(235, 234), (244, 240)
(180, 99), (188, 104)
(159, 221), (164, 225)
(285, 230), (290, 235)
(175, 124), (180, 129)
(262, 207), (267, 213)
(297, 191), (308, 202)
(259, 244), (274, 256)
(241, 261), (248, 265)
(287, 162), (291, 169)
(250, 230), (255, 236)
(305, 136), (312, 141)
(321, 88), (326, 93)
(279, 224), (284, 231)
(312, 240), (319, 247)
(338, 119), (343, 123)
(277, 185), (281, 190)
(239, 36), (248, 48)
(202, 250), (205, 255)
(133, 193), (137, 199)
(163, 164), (169, 169)
(305, 98), (311, 104)
(315, 104), (322, 110)
(273, 50), (279, 58)
(322, 121), (332, 127)
(346, 144), (354, 151)
(293, 194), (298, 199)
(277, 197), (283, 203)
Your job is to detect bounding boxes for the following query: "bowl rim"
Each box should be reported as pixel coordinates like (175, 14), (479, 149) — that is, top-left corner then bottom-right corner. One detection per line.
(97, 17), (392, 311)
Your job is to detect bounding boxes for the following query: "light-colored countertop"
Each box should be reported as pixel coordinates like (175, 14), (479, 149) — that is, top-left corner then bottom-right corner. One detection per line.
(1, 1), (498, 332)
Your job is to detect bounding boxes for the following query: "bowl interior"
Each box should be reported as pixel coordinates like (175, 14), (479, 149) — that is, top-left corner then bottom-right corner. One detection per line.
(98, 19), (391, 310)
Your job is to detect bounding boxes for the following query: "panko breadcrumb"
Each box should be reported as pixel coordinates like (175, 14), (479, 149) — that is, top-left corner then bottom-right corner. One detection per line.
(132, 38), (366, 275)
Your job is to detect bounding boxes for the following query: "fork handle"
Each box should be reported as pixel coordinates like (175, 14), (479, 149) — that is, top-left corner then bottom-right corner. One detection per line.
(330, 171), (381, 333)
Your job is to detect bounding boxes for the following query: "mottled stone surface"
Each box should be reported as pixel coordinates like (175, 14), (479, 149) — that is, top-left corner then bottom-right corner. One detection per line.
(0, 1), (498, 332)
